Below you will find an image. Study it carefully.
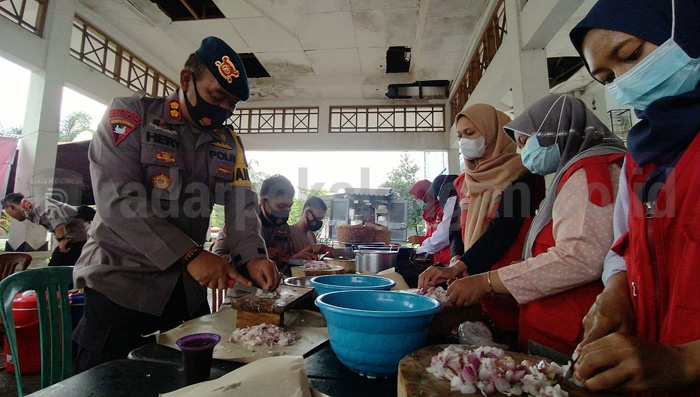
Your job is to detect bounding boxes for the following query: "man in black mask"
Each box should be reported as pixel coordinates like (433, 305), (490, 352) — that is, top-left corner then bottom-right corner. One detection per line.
(289, 196), (332, 258)
(258, 175), (297, 274)
(72, 36), (279, 372)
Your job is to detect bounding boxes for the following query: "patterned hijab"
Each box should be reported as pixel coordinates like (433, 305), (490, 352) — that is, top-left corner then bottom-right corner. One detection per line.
(456, 104), (527, 249)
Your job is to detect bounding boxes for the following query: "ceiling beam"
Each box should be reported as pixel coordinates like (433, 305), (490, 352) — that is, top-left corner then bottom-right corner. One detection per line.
(519, 0), (583, 50)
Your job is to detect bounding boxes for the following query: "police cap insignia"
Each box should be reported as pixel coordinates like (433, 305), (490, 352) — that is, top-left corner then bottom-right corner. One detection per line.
(195, 36), (249, 101)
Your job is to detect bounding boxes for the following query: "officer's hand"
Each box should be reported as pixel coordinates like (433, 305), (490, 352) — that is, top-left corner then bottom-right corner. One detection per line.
(187, 250), (252, 290)
(266, 247), (285, 262)
(292, 251), (316, 260)
(246, 258), (280, 291)
(58, 239), (71, 254)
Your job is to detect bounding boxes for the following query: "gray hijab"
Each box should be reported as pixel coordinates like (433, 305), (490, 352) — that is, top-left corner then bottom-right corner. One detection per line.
(505, 94), (627, 259)
(504, 94), (625, 174)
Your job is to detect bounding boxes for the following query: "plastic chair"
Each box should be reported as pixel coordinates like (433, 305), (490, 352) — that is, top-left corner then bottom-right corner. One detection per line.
(0, 266), (74, 396)
(0, 252), (32, 280)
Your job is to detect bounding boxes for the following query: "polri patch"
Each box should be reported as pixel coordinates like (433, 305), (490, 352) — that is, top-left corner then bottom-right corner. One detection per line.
(151, 173), (171, 190)
(109, 108), (142, 146)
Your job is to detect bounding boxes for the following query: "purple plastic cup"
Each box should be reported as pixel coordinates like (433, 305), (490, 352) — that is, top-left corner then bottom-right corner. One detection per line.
(175, 333), (221, 385)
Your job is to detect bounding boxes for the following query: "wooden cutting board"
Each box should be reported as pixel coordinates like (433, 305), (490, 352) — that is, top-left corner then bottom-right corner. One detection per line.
(228, 285), (314, 328)
(398, 344), (597, 397)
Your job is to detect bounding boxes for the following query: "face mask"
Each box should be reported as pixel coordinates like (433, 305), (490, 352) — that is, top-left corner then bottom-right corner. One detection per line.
(520, 136), (561, 175)
(305, 211), (323, 232)
(606, 4), (700, 111)
(459, 136), (486, 160)
(263, 199), (290, 225)
(183, 76), (233, 129)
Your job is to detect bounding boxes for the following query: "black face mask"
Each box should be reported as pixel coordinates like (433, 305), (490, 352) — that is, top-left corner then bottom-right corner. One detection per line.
(305, 211), (323, 232)
(183, 76), (232, 129)
(263, 199), (290, 225)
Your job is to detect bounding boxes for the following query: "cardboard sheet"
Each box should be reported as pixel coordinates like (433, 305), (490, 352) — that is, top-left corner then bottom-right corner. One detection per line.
(159, 356), (328, 397)
(156, 307), (328, 364)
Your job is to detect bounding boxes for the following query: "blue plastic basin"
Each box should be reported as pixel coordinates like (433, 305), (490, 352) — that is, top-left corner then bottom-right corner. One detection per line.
(310, 274), (395, 296)
(315, 290), (441, 377)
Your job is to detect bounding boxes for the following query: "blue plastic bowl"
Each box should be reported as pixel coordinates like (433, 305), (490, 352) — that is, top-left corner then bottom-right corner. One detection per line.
(310, 274), (395, 296)
(315, 290), (441, 377)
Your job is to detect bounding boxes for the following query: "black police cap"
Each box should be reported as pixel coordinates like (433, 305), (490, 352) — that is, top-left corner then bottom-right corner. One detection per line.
(195, 36), (249, 101)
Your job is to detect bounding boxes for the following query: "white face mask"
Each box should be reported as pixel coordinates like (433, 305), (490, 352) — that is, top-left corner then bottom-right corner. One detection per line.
(459, 136), (486, 160)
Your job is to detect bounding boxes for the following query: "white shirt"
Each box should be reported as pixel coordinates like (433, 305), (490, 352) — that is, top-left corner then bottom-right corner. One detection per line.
(416, 196), (456, 255)
(602, 159), (630, 286)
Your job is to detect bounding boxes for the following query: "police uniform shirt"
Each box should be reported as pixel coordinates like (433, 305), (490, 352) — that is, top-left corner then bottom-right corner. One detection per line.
(74, 91), (267, 316)
(24, 195), (89, 242)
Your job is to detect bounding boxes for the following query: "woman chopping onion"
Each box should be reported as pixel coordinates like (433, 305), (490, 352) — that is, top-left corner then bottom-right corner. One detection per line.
(418, 104), (544, 341)
(443, 94), (625, 364)
(569, 0), (700, 393)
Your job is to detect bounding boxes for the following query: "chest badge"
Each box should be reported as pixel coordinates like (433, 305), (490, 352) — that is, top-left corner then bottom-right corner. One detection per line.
(155, 151), (176, 164)
(211, 131), (232, 149)
(151, 173), (171, 190)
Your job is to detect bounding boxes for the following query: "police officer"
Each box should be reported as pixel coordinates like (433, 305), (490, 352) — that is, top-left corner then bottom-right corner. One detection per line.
(73, 36), (280, 371)
(2, 192), (91, 266)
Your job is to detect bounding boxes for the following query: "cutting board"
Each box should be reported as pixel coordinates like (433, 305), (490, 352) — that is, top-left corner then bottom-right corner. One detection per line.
(397, 344), (597, 397)
(228, 285), (314, 328)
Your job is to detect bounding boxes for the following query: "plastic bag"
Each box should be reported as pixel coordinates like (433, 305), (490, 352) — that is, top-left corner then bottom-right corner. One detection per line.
(457, 321), (508, 349)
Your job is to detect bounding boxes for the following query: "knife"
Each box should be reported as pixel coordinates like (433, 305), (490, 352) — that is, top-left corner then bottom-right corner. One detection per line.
(563, 352), (579, 382)
(229, 281), (280, 299)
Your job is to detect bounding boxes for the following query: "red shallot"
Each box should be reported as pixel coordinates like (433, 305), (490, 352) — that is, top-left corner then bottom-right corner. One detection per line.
(427, 345), (568, 396)
(226, 324), (300, 347)
(417, 286), (449, 303)
(302, 261), (331, 270)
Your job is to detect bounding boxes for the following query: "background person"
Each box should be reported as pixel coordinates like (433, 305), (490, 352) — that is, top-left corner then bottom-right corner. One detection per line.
(2, 192), (92, 266)
(442, 95), (625, 363)
(413, 174), (458, 266)
(406, 179), (440, 245)
(289, 196), (332, 258)
(568, 0), (700, 392)
(72, 36), (279, 372)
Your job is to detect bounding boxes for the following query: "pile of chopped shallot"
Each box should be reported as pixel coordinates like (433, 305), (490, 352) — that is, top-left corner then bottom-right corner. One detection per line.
(417, 286), (449, 303)
(226, 324), (300, 347)
(427, 345), (568, 397)
(302, 260), (331, 270)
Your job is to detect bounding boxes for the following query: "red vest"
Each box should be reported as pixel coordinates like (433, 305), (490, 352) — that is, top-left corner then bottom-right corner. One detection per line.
(612, 133), (700, 397)
(518, 153), (624, 355)
(455, 173), (545, 331)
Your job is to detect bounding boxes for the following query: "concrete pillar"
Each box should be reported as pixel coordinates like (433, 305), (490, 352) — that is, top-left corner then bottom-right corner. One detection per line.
(505, 0), (550, 116)
(9, 0), (76, 251)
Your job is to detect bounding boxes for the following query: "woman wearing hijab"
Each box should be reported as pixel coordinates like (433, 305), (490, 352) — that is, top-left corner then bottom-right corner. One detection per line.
(443, 95), (626, 363)
(413, 175), (459, 265)
(418, 104), (544, 339)
(407, 179), (441, 245)
(569, 0), (700, 393)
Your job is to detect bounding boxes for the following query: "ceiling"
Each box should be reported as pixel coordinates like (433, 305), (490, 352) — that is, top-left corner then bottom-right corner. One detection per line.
(78, 0), (490, 102)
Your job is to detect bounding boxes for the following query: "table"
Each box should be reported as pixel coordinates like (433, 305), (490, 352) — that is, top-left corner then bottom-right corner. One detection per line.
(129, 341), (397, 397)
(26, 359), (230, 396)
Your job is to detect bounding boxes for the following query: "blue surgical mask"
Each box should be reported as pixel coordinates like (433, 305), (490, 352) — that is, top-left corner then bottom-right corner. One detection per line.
(606, 3), (700, 111)
(520, 136), (561, 175)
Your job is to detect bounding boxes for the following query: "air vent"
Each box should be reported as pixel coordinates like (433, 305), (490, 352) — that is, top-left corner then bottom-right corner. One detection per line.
(240, 53), (270, 78)
(149, 0), (224, 21)
(386, 80), (450, 99)
(386, 46), (411, 74)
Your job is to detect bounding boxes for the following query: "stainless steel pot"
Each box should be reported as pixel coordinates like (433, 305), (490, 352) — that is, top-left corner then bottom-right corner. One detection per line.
(354, 245), (399, 273)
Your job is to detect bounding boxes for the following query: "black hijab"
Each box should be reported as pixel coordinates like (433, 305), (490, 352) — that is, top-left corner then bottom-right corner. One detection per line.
(570, 0), (700, 200)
